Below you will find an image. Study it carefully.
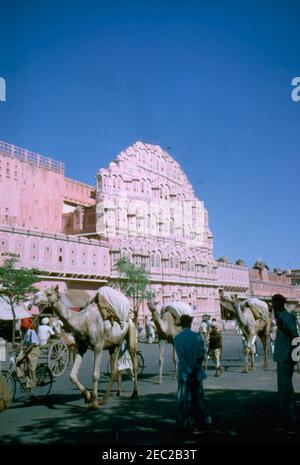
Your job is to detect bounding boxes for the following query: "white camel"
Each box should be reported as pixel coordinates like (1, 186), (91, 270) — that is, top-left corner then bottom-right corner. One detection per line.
(219, 290), (270, 372)
(34, 285), (138, 409)
(147, 301), (192, 384)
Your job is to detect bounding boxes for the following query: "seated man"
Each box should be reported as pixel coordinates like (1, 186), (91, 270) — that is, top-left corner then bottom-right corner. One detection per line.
(16, 320), (40, 398)
(38, 317), (54, 346)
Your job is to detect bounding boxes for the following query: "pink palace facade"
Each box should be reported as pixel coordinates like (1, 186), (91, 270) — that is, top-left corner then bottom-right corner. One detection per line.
(0, 140), (298, 322)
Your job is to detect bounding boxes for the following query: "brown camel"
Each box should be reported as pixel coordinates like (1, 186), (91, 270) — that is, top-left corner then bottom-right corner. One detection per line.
(34, 286), (138, 409)
(219, 289), (270, 372)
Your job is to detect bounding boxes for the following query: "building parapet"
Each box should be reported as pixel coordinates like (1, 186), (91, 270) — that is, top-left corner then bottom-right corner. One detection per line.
(64, 177), (94, 191)
(0, 225), (108, 247)
(0, 140), (64, 175)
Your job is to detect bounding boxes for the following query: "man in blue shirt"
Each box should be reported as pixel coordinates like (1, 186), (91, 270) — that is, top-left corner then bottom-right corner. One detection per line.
(16, 319), (40, 399)
(273, 294), (299, 428)
(174, 314), (211, 432)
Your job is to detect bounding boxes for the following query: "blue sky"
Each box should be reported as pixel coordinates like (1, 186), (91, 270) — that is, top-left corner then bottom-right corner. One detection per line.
(0, 0), (299, 269)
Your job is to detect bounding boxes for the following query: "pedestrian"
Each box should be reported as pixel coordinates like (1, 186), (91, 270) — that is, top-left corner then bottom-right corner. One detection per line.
(270, 318), (277, 355)
(174, 314), (211, 433)
(206, 316), (212, 333)
(38, 317), (54, 346)
(145, 317), (156, 344)
(272, 293), (299, 428)
(206, 325), (223, 377)
(137, 321), (144, 341)
(116, 340), (134, 397)
(20, 317), (33, 340)
(210, 318), (219, 331)
(16, 319), (40, 399)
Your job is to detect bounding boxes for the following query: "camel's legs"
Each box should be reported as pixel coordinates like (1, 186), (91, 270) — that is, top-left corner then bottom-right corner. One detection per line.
(128, 348), (138, 398)
(126, 321), (138, 398)
(155, 339), (165, 384)
(261, 336), (269, 369)
(205, 353), (209, 372)
(99, 346), (120, 405)
(243, 347), (249, 373)
(250, 348), (255, 370)
(258, 326), (269, 369)
(89, 342), (104, 409)
(172, 343), (178, 380)
(116, 373), (122, 397)
(70, 350), (91, 403)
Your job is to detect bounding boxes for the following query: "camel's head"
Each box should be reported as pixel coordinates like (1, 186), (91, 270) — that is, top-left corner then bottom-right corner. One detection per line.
(34, 285), (60, 308)
(147, 300), (158, 313)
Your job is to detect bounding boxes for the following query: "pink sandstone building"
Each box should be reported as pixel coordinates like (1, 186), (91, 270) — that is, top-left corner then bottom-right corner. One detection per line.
(0, 140), (298, 322)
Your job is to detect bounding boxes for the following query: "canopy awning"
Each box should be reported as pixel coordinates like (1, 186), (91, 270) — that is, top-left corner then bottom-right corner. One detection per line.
(0, 297), (32, 321)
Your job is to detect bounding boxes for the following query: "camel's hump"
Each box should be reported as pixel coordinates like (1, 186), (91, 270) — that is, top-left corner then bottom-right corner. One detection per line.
(161, 301), (193, 322)
(246, 298), (269, 318)
(97, 286), (130, 322)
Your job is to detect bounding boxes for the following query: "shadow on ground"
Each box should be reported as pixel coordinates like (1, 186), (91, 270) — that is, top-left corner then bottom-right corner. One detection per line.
(1, 388), (300, 446)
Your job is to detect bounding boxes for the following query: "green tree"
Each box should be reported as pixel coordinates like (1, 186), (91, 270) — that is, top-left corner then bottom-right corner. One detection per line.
(0, 254), (41, 344)
(114, 257), (155, 326)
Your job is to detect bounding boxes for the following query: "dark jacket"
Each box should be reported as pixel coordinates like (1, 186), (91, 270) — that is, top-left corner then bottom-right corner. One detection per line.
(208, 328), (222, 350)
(274, 310), (298, 363)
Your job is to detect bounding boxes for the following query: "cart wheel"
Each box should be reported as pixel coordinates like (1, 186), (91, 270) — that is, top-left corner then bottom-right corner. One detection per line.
(2, 370), (16, 401)
(34, 364), (53, 398)
(47, 340), (69, 377)
(137, 351), (145, 376)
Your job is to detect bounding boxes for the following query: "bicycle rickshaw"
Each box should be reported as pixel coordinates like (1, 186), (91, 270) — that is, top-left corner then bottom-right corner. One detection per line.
(0, 302), (70, 401)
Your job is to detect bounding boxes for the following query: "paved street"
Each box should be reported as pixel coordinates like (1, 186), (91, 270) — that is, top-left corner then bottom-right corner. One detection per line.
(1, 333), (300, 446)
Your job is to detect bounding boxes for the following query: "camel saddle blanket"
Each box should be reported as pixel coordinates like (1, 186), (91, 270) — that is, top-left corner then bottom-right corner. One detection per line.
(93, 286), (130, 325)
(242, 298), (269, 321)
(161, 301), (193, 325)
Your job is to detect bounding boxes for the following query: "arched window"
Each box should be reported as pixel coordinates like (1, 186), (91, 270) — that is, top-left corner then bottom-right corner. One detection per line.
(147, 214), (151, 232)
(175, 253), (180, 269)
(127, 249), (133, 262)
(146, 179), (151, 194)
(170, 255), (174, 269)
(30, 240), (39, 261)
(155, 253), (161, 268)
(170, 218), (174, 236)
(44, 243), (52, 262)
(70, 248), (77, 265)
(191, 257), (195, 272)
(164, 185), (169, 200)
(151, 253), (155, 268)
(159, 222), (163, 236)
(57, 245), (65, 264)
(0, 236), (8, 254)
(187, 258), (190, 271)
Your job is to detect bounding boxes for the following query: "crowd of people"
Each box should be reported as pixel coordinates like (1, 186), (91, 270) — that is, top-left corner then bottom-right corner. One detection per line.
(1, 292), (300, 436)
